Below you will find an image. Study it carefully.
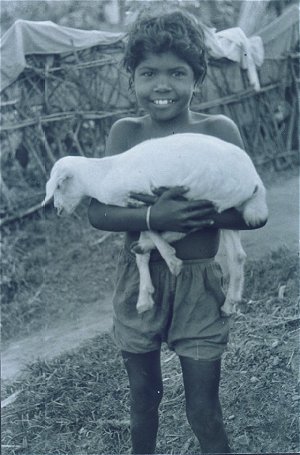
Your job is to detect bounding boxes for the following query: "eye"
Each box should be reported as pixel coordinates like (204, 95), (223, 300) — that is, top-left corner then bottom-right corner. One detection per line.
(141, 71), (154, 77)
(173, 70), (186, 78)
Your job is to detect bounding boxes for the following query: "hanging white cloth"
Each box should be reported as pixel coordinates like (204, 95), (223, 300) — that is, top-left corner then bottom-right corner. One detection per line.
(204, 26), (264, 91)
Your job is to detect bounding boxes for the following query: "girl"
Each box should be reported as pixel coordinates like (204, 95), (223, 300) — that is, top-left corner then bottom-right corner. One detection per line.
(88, 10), (267, 454)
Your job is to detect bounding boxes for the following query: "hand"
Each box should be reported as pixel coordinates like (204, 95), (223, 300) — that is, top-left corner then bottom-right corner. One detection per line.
(130, 186), (216, 233)
(127, 186), (173, 207)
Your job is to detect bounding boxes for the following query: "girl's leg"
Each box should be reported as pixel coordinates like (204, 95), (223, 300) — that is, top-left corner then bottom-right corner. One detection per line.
(122, 349), (163, 454)
(179, 356), (231, 454)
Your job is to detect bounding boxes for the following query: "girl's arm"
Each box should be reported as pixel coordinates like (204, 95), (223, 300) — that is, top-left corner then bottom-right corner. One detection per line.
(89, 199), (148, 232)
(210, 208), (267, 230)
(89, 187), (216, 233)
(131, 190), (267, 232)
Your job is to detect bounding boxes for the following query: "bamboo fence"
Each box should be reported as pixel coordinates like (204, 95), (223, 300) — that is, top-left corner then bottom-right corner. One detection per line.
(0, 39), (298, 224)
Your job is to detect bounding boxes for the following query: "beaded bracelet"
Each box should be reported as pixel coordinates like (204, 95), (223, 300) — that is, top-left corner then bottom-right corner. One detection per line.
(146, 206), (152, 230)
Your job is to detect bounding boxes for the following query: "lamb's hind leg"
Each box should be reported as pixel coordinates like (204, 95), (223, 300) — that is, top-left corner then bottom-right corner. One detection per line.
(220, 229), (246, 316)
(135, 252), (155, 314)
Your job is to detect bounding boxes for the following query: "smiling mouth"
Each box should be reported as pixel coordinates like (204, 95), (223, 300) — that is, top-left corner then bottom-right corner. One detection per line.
(152, 99), (175, 105)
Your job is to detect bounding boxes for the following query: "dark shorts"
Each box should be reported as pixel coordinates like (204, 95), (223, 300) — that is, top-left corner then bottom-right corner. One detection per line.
(112, 249), (229, 361)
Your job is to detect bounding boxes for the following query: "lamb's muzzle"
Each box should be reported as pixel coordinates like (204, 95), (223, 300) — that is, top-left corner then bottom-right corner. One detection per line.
(43, 133), (268, 316)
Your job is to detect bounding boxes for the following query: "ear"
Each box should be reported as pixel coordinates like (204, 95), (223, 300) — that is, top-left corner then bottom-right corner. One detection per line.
(42, 167), (72, 206)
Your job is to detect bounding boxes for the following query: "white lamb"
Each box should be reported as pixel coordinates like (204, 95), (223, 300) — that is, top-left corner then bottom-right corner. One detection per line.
(43, 133), (268, 316)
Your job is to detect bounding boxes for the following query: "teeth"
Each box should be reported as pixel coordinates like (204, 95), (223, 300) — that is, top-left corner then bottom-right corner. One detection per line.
(153, 100), (174, 105)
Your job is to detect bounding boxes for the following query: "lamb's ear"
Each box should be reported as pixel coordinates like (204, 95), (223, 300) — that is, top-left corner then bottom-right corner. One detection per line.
(42, 169), (72, 206)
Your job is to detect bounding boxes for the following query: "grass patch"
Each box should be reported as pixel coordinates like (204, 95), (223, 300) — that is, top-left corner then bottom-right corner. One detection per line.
(2, 248), (299, 454)
(1, 206), (122, 342)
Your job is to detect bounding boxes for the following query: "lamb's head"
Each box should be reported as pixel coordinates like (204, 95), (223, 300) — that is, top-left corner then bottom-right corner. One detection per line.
(43, 157), (85, 215)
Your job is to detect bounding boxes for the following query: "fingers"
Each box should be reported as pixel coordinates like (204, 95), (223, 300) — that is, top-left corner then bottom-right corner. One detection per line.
(151, 186), (171, 196)
(185, 206), (216, 218)
(187, 220), (215, 233)
(180, 207), (216, 231)
(185, 200), (215, 210)
(151, 185), (190, 196)
(127, 198), (147, 208)
(160, 186), (189, 200)
(179, 202), (216, 232)
(129, 192), (157, 205)
(157, 188), (215, 210)
(129, 185), (189, 204)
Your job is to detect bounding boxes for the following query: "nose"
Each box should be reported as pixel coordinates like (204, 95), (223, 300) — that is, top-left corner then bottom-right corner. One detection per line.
(153, 74), (172, 92)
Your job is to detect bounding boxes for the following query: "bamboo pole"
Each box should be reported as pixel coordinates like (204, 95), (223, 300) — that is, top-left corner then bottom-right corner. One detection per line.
(37, 121), (56, 164)
(286, 99), (297, 153)
(24, 131), (47, 176)
(26, 55), (117, 75)
(193, 83), (281, 112)
(1, 109), (135, 131)
(0, 173), (13, 209)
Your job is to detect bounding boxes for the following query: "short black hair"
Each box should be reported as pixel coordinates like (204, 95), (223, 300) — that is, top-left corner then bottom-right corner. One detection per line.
(123, 10), (207, 85)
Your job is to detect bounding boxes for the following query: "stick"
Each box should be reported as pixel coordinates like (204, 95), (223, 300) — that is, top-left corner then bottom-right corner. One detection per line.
(37, 120), (56, 164)
(1, 391), (21, 409)
(90, 232), (112, 246)
(0, 202), (45, 227)
(287, 349), (295, 368)
(261, 317), (300, 329)
(193, 82), (281, 111)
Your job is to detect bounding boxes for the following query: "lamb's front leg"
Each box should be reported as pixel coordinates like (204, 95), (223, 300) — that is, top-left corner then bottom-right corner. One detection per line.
(135, 252), (155, 313)
(131, 231), (182, 276)
(147, 232), (183, 275)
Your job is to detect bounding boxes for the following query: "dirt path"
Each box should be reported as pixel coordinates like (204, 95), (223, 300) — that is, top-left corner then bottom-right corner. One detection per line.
(1, 296), (114, 382)
(2, 176), (299, 383)
(242, 176), (299, 258)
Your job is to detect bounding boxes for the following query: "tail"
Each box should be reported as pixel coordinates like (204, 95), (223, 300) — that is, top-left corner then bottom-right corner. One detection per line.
(242, 183), (268, 227)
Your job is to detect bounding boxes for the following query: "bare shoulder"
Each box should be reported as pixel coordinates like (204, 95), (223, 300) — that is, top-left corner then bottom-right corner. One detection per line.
(204, 114), (245, 149)
(105, 117), (144, 156)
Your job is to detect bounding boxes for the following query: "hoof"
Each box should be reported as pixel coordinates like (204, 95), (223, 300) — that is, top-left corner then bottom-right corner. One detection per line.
(220, 298), (238, 317)
(136, 285), (155, 313)
(131, 241), (145, 254)
(136, 295), (155, 313)
(167, 257), (183, 276)
(237, 298), (248, 314)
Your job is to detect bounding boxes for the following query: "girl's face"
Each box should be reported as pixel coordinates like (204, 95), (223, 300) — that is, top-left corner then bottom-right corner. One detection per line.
(133, 51), (195, 122)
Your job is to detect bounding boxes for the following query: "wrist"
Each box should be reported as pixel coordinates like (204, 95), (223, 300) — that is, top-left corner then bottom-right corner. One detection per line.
(146, 206), (152, 230)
